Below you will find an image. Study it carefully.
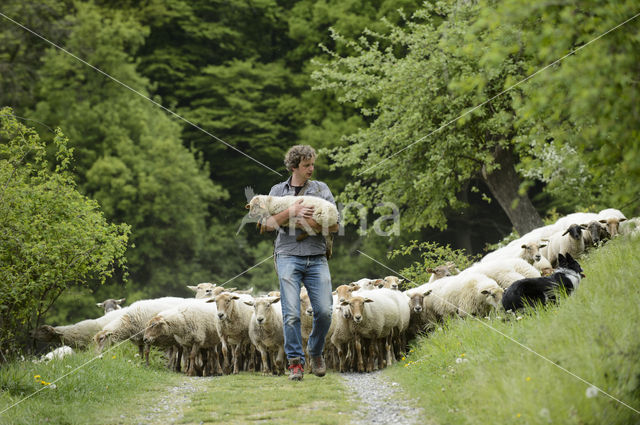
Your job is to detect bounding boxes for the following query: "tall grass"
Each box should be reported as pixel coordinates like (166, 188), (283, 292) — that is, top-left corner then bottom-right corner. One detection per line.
(0, 343), (183, 425)
(387, 235), (640, 424)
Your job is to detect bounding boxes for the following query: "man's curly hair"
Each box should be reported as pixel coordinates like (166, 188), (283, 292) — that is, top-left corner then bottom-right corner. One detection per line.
(284, 145), (316, 172)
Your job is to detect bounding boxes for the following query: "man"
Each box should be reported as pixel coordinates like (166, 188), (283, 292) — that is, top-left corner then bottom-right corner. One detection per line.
(262, 145), (338, 380)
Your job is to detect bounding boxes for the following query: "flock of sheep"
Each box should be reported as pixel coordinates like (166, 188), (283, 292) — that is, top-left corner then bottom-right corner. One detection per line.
(33, 208), (638, 375)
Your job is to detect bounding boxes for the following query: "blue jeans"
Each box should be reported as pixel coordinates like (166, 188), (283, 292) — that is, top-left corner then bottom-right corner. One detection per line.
(276, 254), (333, 364)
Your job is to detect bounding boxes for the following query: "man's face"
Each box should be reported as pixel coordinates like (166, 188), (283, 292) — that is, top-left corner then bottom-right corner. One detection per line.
(292, 157), (315, 182)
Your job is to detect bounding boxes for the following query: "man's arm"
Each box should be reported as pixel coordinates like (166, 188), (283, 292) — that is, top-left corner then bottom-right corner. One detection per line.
(262, 199), (315, 232)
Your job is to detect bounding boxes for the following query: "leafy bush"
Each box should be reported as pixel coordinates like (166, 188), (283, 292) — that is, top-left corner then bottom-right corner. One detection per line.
(388, 240), (478, 288)
(0, 109), (130, 357)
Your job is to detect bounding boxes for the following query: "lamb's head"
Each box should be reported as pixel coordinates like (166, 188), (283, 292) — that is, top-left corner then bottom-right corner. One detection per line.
(215, 292), (240, 321)
(520, 242), (547, 263)
(96, 298), (125, 313)
(246, 297), (280, 326)
(427, 264), (454, 281)
(143, 316), (167, 344)
(33, 325), (63, 344)
(94, 329), (113, 353)
(562, 224), (587, 241)
(187, 282), (217, 299)
(383, 276), (403, 290)
(583, 220), (610, 246)
(246, 195), (270, 219)
(341, 296), (373, 324)
(479, 282), (504, 310)
(408, 289), (432, 313)
(599, 217), (625, 237)
(334, 284), (360, 303)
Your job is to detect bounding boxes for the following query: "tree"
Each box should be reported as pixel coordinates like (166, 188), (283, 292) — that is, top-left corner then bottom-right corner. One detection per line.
(473, 0), (640, 215)
(0, 109), (129, 355)
(313, 1), (546, 234)
(29, 2), (236, 296)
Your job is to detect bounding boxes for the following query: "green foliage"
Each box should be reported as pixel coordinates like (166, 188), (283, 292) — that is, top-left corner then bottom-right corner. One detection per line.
(0, 110), (129, 355)
(388, 240), (478, 287)
(473, 0), (640, 215)
(313, 0), (545, 233)
(388, 235), (640, 424)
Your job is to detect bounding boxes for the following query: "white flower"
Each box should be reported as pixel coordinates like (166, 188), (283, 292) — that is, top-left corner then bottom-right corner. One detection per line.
(586, 386), (599, 398)
(539, 407), (551, 423)
(455, 357), (463, 364)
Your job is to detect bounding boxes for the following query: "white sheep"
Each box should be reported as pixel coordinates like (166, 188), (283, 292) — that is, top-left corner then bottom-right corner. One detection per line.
(94, 297), (188, 359)
(330, 302), (356, 372)
(143, 299), (221, 376)
(427, 262), (460, 283)
(245, 297), (285, 375)
(597, 208), (627, 237)
(34, 307), (130, 349)
(619, 217), (640, 237)
(209, 292), (254, 374)
(423, 273), (504, 321)
(246, 195), (339, 235)
(382, 276), (403, 290)
(36, 346), (74, 363)
(541, 224), (586, 267)
(462, 258), (541, 290)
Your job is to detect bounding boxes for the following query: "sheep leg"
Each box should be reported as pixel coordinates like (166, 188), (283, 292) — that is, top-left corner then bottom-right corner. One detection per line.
(144, 343), (150, 366)
(355, 335), (364, 373)
(186, 345), (198, 377)
(258, 345), (270, 375)
(386, 334), (393, 367)
(220, 337), (230, 374)
(367, 339), (376, 372)
(232, 344), (241, 374)
(275, 346), (285, 375)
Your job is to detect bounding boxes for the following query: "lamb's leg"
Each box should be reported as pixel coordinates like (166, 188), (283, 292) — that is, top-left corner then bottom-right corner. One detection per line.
(355, 335), (364, 373)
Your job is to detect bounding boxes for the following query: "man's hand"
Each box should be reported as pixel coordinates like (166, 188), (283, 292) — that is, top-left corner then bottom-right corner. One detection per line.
(289, 199), (315, 219)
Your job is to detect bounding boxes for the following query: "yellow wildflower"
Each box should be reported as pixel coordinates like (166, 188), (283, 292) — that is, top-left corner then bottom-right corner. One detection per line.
(34, 375), (41, 379)
(112, 355), (116, 359)
(516, 413), (521, 418)
(526, 377), (531, 382)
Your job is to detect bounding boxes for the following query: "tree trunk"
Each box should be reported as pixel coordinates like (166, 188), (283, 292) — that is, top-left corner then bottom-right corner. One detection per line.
(482, 146), (544, 234)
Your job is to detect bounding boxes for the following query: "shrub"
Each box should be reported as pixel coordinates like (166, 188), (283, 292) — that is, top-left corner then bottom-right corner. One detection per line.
(0, 109), (129, 358)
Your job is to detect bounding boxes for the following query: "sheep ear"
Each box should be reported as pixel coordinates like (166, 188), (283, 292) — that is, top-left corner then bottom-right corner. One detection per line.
(227, 287), (237, 293)
(351, 285), (361, 291)
(96, 302), (104, 308)
(539, 243), (547, 248)
(271, 297), (281, 304)
(116, 298), (125, 304)
(245, 204), (250, 209)
(231, 295), (240, 300)
(481, 289), (490, 295)
(426, 268), (435, 273)
(398, 279), (404, 284)
(580, 224), (587, 229)
(243, 301), (254, 306)
(187, 286), (198, 292)
(562, 229), (570, 236)
(521, 244), (528, 249)
(332, 291), (336, 295)
(599, 219), (607, 224)
(340, 300), (350, 306)
(423, 290), (432, 297)
(206, 297), (216, 303)
(364, 298), (374, 303)
(620, 218), (627, 222)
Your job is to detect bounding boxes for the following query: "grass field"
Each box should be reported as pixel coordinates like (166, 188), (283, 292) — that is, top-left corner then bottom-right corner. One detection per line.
(386, 234), (640, 425)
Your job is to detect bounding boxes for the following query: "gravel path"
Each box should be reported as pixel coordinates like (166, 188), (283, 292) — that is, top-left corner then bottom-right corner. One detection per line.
(341, 371), (425, 425)
(132, 376), (213, 425)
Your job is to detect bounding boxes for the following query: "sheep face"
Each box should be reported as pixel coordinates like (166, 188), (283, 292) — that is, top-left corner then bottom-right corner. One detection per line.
(143, 317), (167, 344)
(342, 297), (374, 324)
(583, 221), (610, 246)
(408, 292), (424, 313)
(248, 297), (280, 326)
(246, 195), (270, 219)
(334, 284), (359, 303)
(599, 217), (625, 237)
(427, 265), (452, 280)
(33, 325), (62, 344)
(520, 242), (546, 263)
(215, 293), (240, 321)
(383, 276), (403, 290)
(187, 282), (217, 299)
(480, 286), (504, 310)
(96, 298), (125, 313)
(94, 330), (112, 353)
(562, 224), (587, 241)
(300, 292), (313, 317)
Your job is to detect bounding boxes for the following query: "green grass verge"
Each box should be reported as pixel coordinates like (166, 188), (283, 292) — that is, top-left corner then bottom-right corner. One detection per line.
(386, 235), (640, 425)
(0, 343), (183, 425)
(179, 372), (352, 425)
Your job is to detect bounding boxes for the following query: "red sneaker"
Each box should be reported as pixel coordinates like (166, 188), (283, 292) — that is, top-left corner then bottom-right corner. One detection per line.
(288, 358), (304, 381)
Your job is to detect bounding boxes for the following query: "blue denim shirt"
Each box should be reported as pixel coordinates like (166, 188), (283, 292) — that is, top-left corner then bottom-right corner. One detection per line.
(269, 177), (336, 256)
